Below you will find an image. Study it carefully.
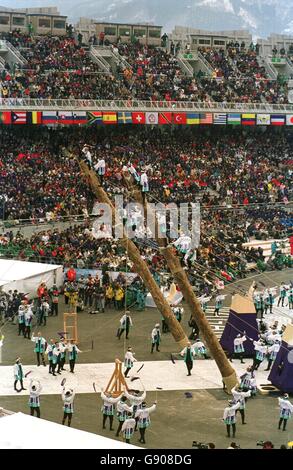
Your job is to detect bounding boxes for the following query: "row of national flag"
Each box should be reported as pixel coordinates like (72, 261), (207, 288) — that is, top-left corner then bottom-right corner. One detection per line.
(0, 111), (88, 125)
(87, 112), (293, 126)
(1, 110), (293, 126)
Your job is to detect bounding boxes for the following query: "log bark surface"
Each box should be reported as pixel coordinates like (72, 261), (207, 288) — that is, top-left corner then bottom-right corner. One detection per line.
(122, 171), (237, 391)
(79, 160), (189, 349)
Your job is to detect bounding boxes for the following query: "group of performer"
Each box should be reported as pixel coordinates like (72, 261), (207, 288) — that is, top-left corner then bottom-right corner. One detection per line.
(16, 358), (156, 445)
(13, 332), (81, 393)
(8, 275), (293, 447)
(223, 391), (293, 438)
(14, 350), (293, 443)
(231, 317), (284, 372)
(253, 284), (293, 318)
(100, 381), (156, 444)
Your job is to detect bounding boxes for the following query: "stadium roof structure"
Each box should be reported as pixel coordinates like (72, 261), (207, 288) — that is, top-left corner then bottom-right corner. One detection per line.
(0, 412), (139, 449)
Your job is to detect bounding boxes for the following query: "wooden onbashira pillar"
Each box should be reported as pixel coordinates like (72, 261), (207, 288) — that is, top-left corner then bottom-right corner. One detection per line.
(161, 248), (237, 392)
(122, 171), (237, 392)
(78, 160), (189, 350)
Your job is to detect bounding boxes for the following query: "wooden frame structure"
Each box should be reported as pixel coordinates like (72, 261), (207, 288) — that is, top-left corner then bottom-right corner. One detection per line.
(105, 359), (129, 397)
(63, 312), (78, 342)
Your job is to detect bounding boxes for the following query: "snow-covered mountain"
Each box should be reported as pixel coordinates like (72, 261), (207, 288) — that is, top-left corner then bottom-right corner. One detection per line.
(1, 0), (293, 37)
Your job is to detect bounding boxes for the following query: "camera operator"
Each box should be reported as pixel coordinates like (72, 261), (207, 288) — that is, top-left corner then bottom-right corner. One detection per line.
(227, 442), (240, 449)
(257, 440), (274, 449)
(263, 441), (274, 449)
(192, 441), (215, 449)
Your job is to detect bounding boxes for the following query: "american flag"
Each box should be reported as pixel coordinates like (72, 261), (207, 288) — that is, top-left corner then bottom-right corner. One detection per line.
(199, 113), (213, 124)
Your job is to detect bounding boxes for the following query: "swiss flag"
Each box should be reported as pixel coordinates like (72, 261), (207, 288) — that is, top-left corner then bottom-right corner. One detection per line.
(132, 112), (145, 124)
(173, 113), (187, 124)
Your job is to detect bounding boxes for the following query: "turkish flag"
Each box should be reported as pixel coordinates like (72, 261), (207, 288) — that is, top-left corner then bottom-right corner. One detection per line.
(132, 112), (145, 124)
(173, 113), (187, 124)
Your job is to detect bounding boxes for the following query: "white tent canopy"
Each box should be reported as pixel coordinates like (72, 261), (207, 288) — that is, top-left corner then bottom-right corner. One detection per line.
(0, 259), (63, 296)
(0, 412), (139, 449)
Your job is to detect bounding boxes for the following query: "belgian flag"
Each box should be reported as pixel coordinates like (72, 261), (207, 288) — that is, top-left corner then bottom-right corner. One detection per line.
(27, 111), (42, 125)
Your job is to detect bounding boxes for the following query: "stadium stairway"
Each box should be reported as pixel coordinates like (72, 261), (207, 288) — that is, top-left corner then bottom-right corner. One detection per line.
(0, 39), (28, 67)
(89, 45), (111, 72)
(177, 53), (194, 77)
(242, 238), (290, 262)
(204, 305), (230, 340)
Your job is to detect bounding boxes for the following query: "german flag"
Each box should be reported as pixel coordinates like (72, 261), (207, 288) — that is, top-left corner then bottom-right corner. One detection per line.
(0, 111), (11, 124)
(102, 112), (117, 124)
(27, 111), (42, 125)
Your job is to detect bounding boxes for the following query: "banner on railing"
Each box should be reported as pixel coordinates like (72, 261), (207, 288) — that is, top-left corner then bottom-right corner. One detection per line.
(0, 111), (291, 126)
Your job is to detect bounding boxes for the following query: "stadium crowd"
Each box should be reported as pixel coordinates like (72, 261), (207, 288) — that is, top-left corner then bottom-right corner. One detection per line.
(200, 47), (288, 104)
(0, 127), (93, 220)
(0, 126), (291, 217)
(0, 126), (291, 289)
(0, 30), (289, 103)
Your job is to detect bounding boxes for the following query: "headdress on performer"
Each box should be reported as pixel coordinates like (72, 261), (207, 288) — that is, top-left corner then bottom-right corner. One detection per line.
(284, 394), (289, 399)
(141, 402), (147, 408)
(155, 323), (160, 328)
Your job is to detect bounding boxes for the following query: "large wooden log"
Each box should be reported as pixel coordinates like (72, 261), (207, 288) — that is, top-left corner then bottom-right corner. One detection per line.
(78, 160), (189, 349)
(122, 172), (237, 391)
